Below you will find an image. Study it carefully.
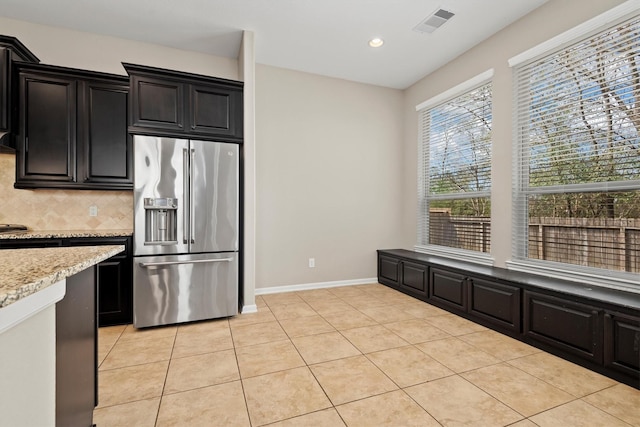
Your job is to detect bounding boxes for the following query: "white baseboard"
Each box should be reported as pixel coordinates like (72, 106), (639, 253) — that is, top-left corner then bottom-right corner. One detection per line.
(254, 277), (379, 296)
(240, 304), (258, 314)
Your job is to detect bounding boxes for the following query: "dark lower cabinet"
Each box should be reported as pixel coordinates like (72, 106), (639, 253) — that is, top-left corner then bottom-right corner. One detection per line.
(430, 268), (467, 311)
(376, 249), (640, 389)
(56, 267), (97, 427)
(604, 312), (640, 386)
(0, 235), (132, 326)
(378, 255), (400, 288)
(378, 254), (427, 298)
(468, 278), (521, 333)
(524, 291), (603, 363)
(401, 261), (428, 295)
(66, 237), (133, 326)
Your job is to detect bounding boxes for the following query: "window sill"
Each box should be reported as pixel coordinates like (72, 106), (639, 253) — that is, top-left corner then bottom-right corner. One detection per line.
(506, 259), (640, 295)
(414, 244), (495, 267)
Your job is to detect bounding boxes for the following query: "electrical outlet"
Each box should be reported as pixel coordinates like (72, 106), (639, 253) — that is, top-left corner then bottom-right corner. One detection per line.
(89, 205), (98, 217)
(308, 258), (315, 268)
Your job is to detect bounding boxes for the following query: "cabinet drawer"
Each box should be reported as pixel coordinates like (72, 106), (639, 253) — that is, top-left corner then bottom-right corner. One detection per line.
(430, 268), (467, 311)
(604, 312), (640, 384)
(469, 278), (521, 333)
(524, 291), (603, 363)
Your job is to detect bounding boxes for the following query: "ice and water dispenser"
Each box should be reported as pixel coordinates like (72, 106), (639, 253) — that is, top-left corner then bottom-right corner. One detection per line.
(144, 198), (178, 244)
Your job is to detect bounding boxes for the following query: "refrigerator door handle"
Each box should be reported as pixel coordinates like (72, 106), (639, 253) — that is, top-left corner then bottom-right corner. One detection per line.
(190, 148), (196, 244)
(183, 148), (189, 244)
(139, 258), (233, 268)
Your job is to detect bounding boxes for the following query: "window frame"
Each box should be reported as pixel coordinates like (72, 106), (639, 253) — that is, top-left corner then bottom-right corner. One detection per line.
(415, 69), (495, 266)
(508, 1), (640, 292)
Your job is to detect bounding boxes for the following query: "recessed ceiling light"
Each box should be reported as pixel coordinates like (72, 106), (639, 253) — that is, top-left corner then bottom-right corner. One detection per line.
(369, 38), (384, 48)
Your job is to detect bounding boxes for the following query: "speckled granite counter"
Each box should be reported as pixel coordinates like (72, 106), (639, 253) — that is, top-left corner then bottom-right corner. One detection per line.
(0, 245), (124, 309)
(0, 229), (132, 240)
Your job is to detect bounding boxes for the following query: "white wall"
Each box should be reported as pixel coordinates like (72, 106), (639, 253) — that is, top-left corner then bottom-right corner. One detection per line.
(255, 64), (405, 289)
(403, 0), (626, 268)
(0, 16), (238, 78)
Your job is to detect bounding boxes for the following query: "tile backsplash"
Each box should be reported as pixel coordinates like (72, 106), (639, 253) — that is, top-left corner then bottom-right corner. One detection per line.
(0, 153), (133, 230)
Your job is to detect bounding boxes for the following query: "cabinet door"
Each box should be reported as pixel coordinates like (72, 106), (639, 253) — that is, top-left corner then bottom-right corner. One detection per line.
(189, 83), (243, 139)
(604, 312), (640, 384)
(95, 254), (131, 326)
(79, 80), (132, 188)
(130, 75), (185, 132)
(16, 73), (76, 185)
(401, 261), (428, 296)
(378, 255), (401, 288)
(430, 268), (467, 311)
(524, 291), (603, 363)
(66, 237), (133, 326)
(0, 48), (8, 132)
(468, 278), (521, 333)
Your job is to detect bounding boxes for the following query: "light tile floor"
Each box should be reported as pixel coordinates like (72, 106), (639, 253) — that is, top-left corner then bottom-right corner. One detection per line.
(94, 283), (640, 427)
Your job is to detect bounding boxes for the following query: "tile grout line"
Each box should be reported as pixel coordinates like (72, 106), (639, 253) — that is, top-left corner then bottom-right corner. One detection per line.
(96, 284), (638, 426)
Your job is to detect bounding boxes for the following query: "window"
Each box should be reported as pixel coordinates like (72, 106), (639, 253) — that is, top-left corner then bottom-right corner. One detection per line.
(416, 72), (493, 261)
(512, 11), (640, 286)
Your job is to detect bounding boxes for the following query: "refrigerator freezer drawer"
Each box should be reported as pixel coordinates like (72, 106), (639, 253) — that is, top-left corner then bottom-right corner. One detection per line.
(133, 252), (238, 328)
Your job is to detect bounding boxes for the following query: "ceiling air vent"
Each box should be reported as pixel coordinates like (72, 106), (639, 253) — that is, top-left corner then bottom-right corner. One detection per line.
(413, 8), (455, 34)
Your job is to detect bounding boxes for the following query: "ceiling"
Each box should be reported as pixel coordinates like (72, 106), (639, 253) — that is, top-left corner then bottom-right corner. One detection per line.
(0, 0), (548, 89)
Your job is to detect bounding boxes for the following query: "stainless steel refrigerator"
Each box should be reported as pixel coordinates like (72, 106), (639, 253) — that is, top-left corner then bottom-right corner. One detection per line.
(132, 135), (239, 328)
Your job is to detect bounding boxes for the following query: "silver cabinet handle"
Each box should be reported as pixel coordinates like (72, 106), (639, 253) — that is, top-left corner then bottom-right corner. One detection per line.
(139, 258), (233, 268)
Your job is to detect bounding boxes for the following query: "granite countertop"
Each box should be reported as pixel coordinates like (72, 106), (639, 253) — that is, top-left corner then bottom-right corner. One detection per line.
(0, 229), (133, 239)
(0, 245), (124, 308)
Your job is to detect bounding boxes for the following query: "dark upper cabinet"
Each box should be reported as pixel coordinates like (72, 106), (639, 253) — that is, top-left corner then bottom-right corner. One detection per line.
(0, 36), (39, 149)
(14, 63), (131, 190)
(190, 83), (242, 138)
(0, 48), (9, 133)
(80, 80), (132, 186)
(16, 71), (77, 184)
(124, 63), (243, 141)
(129, 74), (185, 132)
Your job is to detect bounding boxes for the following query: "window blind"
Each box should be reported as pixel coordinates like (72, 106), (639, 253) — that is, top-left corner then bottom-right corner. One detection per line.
(513, 13), (640, 276)
(418, 81), (492, 254)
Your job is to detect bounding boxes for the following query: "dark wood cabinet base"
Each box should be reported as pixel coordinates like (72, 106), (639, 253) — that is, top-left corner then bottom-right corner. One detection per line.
(56, 267), (97, 427)
(377, 249), (640, 389)
(0, 236), (133, 326)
